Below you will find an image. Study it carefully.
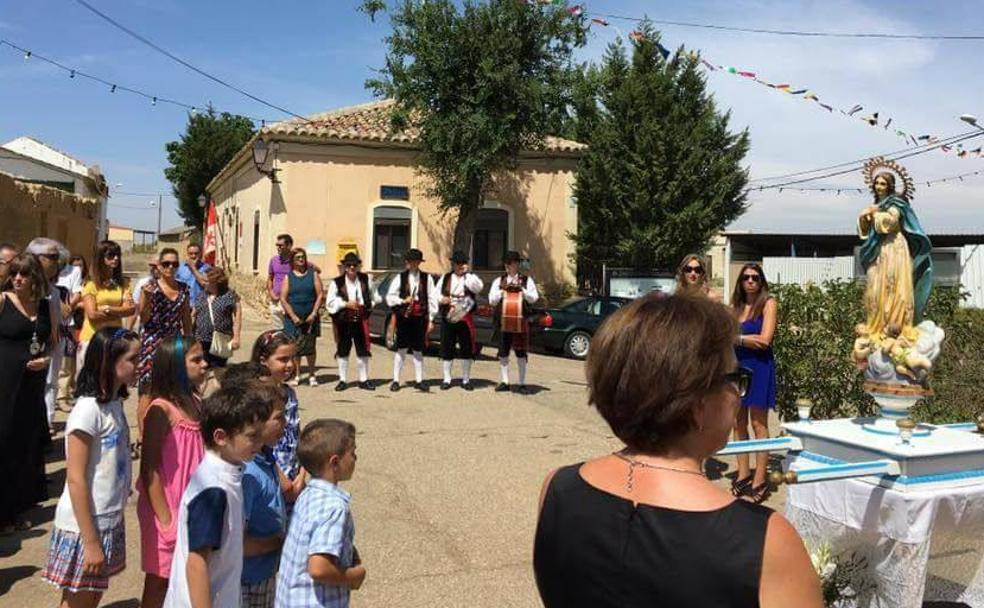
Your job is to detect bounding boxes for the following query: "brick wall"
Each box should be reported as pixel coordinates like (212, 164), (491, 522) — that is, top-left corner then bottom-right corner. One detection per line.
(0, 171), (98, 260)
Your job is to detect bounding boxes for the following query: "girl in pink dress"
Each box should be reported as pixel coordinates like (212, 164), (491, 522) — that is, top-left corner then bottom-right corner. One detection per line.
(136, 335), (208, 608)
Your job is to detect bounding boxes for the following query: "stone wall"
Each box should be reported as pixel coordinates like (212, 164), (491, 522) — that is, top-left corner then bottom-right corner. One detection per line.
(0, 171), (99, 259)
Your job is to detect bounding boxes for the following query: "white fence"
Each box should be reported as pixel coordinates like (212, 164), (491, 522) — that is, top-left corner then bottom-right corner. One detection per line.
(763, 256), (856, 287)
(962, 245), (984, 309)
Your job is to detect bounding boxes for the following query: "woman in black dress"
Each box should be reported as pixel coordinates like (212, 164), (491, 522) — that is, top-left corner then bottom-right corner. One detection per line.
(533, 293), (822, 608)
(0, 253), (56, 533)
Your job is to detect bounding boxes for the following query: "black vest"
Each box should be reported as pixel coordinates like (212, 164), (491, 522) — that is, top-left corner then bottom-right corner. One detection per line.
(333, 272), (371, 316)
(398, 270), (430, 302)
(496, 273), (530, 319)
(440, 272), (475, 319)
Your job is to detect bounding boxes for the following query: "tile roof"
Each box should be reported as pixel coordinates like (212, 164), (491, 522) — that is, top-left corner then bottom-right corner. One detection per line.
(261, 99), (585, 153)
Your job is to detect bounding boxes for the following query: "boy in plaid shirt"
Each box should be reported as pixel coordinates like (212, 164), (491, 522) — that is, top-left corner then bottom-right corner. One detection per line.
(275, 419), (365, 607)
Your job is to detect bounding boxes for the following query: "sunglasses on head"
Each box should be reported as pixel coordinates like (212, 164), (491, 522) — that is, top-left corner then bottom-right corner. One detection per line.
(742, 273), (762, 283)
(684, 264), (704, 275)
(159, 261), (179, 269)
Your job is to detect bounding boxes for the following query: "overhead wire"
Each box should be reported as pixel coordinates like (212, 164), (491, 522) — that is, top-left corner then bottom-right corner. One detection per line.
(69, 0), (311, 122)
(0, 39), (275, 124)
(590, 12), (984, 41)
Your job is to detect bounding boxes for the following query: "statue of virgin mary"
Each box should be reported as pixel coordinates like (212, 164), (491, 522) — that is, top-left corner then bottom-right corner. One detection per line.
(856, 159), (933, 339)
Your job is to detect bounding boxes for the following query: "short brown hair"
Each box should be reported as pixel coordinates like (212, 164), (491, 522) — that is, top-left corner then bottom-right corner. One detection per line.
(200, 380), (276, 448)
(298, 419), (356, 476)
(586, 293), (737, 453)
(205, 267), (229, 293)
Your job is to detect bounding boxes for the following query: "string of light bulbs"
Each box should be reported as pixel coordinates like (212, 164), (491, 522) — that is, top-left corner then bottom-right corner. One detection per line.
(0, 39), (277, 126)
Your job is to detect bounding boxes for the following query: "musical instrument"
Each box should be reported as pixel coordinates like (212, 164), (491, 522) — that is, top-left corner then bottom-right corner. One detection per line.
(501, 287), (525, 333)
(446, 298), (469, 323)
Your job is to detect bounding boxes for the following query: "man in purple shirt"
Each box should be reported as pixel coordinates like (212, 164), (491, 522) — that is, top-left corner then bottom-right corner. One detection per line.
(267, 234), (294, 330)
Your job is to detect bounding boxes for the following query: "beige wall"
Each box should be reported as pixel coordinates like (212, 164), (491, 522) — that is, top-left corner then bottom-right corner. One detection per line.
(211, 142), (578, 290)
(0, 171), (98, 261)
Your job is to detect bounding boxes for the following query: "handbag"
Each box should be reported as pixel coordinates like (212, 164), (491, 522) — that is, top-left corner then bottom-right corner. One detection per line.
(207, 295), (234, 359)
(295, 322), (317, 354)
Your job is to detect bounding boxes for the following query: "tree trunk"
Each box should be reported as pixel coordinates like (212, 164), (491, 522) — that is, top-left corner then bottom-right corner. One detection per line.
(451, 188), (483, 257)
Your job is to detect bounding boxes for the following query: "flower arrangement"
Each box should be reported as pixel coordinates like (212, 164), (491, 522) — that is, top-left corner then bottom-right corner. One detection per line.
(808, 541), (873, 606)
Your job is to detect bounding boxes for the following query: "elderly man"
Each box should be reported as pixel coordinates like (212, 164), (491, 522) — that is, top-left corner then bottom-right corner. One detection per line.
(175, 242), (211, 303)
(26, 238), (76, 432)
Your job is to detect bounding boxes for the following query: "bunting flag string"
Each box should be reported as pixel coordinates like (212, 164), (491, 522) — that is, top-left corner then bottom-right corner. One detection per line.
(576, 9), (977, 161)
(748, 168), (984, 195)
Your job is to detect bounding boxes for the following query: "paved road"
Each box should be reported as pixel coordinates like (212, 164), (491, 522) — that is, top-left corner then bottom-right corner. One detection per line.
(0, 313), (783, 607)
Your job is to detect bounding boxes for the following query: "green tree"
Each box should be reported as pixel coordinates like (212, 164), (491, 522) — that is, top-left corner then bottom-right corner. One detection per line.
(361, 0), (586, 252)
(570, 24), (749, 281)
(164, 107), (255, 227)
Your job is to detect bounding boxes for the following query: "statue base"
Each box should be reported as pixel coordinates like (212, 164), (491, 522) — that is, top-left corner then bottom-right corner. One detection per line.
(862, 380), (933, 437)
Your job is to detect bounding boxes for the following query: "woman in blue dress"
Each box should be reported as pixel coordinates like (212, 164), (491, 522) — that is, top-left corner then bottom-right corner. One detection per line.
(731, 263), (777, 504)
(280, 248), (323, 386)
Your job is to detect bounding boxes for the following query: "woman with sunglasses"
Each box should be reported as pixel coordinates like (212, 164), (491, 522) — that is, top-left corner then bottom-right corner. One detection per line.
(533, 293), (820, 608)
(79, 240), (135, 371)
(675, 254), (721, 301)
(730, 263), (778, 504)
(135, 248), (192, 430)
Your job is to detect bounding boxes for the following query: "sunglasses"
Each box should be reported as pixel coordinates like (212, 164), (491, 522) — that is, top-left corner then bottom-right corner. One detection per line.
(723, 368), (753, 398)
(159, 261), (179, 269)
(277, 242), (290, 248)
(38, 253), (60, 261)
(103, 252), (120, 259)
(742, 274), (762, 283)
(684, 265), (704, 275)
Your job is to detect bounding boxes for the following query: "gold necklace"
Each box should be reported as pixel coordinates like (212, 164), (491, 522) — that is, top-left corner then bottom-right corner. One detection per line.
(613, 452), (705, 493)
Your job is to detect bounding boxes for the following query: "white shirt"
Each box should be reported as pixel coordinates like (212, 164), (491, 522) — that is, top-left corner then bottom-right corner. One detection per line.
(165, 451), (244, 608)
(326, 274), (381, 315)
(432, 272), (484, 315)
(385, 270), (438, 319)
(488, 273), (539, 306)
(132, 275), (155, 304)
(53, 397), (131, 531)
(55, 265), (83, 327)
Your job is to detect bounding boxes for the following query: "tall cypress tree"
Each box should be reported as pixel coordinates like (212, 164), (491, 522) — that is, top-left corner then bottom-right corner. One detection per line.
(571, 23), (749, 284)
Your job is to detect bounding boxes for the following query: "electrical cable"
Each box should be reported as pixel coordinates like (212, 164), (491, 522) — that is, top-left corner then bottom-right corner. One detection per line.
(590, 12), (984, 41)
(749, 130), (982, 183)
(69, 0), (310, 122)
(0, 39), (274, 124)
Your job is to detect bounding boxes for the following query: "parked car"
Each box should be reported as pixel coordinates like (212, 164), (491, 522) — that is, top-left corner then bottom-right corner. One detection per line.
(366, 272), (496, 352)
(530, 296), (632, 359)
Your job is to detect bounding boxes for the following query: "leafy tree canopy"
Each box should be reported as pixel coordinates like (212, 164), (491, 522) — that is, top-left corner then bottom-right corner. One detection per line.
(164, 107), (255, 227)
(361, 0), (587, 251)
(570, 22), (750, 279)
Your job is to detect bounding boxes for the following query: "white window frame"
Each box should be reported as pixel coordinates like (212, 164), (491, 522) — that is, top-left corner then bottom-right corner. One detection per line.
(366, 201), (418, 272)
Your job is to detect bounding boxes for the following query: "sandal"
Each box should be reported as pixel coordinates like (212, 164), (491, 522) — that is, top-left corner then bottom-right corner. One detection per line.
(730, 475), (753, 497)
(743, 482), (772, 504)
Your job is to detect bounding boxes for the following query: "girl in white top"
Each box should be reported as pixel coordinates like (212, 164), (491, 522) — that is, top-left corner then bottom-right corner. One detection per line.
(42, 326), (140, 607)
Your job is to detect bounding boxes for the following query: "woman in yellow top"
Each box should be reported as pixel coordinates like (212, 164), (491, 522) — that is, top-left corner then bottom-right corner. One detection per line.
(78, 240), (134, 368)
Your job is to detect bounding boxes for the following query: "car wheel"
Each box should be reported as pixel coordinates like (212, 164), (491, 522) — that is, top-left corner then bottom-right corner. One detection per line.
(564, 330), (591, 360)
(384, 315), (398, 351)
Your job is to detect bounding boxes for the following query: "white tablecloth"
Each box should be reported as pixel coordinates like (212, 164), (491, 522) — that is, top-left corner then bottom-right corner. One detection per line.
(786, 478), (984, 607)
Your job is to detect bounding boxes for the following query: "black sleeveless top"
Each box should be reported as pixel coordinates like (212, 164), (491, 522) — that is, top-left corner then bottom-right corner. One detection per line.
(533, 464), (772, 608)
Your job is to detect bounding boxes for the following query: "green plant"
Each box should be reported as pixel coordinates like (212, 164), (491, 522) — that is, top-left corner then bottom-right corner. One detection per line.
(772, 281), (974, 423)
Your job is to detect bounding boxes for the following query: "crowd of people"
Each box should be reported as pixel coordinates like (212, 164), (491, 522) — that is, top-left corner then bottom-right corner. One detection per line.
(0, 231), (812, 607)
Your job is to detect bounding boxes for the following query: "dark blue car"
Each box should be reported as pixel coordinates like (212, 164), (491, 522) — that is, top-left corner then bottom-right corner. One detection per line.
(530, 296), (632, 359)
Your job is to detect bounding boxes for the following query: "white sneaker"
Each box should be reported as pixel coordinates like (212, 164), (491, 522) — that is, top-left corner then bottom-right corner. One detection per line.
(308, 376), (318, 387)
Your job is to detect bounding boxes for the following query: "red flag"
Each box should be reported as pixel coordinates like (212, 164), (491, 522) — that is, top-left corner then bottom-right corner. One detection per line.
(203, 200), (218, 266)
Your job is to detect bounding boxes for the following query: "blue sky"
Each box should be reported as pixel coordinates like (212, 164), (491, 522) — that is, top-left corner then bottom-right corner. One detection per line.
(3, 0), (984, 234)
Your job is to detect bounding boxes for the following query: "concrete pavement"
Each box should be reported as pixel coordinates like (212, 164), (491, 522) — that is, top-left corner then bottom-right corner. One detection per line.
(0, 313), (782, 607)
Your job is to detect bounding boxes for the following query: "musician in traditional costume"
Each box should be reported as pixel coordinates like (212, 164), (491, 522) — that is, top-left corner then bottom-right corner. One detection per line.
(432, 250), (484, 391)
(488, 250), (539, 393)
(385, 248), (436, 392)
(326, 252), (381, 391)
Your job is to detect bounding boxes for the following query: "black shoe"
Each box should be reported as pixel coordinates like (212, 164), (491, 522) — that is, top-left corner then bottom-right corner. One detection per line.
(517, 384), (530, 395)
(360, 381), (375, 391)
(335, 381), (348, 392)
(440, 382), (452, 391)
(462, 382), (474, 391)
(414, 382), (429, 393)
(390, 381), (400, 392)
(495, 383), (510, 392)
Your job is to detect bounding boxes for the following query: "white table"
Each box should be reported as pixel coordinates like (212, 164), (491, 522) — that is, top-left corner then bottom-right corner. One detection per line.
(786, 477), (984, 607)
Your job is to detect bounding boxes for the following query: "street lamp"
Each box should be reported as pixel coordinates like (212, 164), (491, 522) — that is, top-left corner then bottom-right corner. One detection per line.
(198, 194), (207, 209)
(960, 114), (983, 131)
(251, 139), (280, 183)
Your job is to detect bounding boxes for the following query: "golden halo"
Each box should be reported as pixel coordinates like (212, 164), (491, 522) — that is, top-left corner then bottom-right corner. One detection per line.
(863, 156), (916, 200)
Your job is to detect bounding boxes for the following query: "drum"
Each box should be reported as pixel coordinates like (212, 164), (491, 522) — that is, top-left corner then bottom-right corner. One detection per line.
(501, 289), (525, 333)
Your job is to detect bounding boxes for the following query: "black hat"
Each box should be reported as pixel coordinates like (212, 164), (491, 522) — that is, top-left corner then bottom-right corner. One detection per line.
(404, 248), (424, 262)
(503, 250), (522, 264)
(450, 250), (469, 264)
(341, 252), (361, 266)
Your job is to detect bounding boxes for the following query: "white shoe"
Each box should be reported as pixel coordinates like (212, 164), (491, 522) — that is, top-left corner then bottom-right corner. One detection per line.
(291, 376), (301, 387)
(308, 376), (318, 387)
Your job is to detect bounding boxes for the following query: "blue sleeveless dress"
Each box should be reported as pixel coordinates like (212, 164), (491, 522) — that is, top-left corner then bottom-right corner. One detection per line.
(736, 316), (776, 409)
